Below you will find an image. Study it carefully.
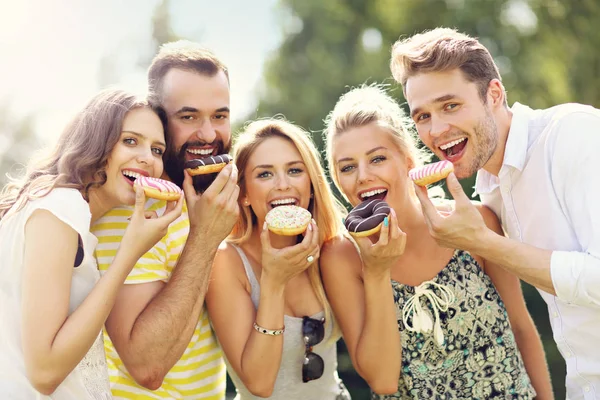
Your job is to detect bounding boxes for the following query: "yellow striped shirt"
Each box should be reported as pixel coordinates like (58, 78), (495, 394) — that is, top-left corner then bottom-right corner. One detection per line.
(92, 199), (226, 399)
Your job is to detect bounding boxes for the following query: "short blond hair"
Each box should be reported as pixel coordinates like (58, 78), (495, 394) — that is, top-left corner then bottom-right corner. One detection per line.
(391, 28), (502, 102)
(323, 84), (430, 203)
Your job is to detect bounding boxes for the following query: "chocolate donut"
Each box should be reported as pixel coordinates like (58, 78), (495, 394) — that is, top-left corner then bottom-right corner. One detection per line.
(345, 199), (391, 238)
(185, 154), (232, 176)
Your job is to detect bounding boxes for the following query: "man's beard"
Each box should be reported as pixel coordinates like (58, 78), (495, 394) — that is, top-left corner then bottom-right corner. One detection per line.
(452, 110), (498, 179)
(164, 140), (231, 193)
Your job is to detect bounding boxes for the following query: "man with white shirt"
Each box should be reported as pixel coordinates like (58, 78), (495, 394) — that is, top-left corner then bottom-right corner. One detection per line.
(391, 27), (600, 400)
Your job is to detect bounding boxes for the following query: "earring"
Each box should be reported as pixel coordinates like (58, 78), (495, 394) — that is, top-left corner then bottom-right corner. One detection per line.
(243, 199), (250, 206)
(310, 192), (314, 198)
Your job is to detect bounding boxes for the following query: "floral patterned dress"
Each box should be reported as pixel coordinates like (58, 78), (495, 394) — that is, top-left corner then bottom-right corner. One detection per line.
(372, 250), (536, 400)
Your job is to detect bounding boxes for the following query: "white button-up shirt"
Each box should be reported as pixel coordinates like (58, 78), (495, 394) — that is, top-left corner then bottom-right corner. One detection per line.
(475, 102), (600, 400)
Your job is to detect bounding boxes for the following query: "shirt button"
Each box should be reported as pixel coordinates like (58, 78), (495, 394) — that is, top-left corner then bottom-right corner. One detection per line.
(565, 351), (572, 357)
(553, 312), (558, 318)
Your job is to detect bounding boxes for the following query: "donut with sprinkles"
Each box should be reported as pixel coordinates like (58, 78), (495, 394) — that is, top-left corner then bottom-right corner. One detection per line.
(409, 160), (454, 186)
(265, 205), (312, 236)
(345, 199), (391, 238)
(135, 176), (182, 201)
(185, 154), (232, 176)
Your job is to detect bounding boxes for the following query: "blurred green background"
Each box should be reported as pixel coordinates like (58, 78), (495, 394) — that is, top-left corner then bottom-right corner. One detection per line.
(4, 0), (600, 398)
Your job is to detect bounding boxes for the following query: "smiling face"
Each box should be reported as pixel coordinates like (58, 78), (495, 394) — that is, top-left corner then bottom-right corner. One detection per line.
(97, 107), (166, 208)
(333, 122), (412, 209)
(242, 136), (312, 225)
(160, 68), (231, 189)
(405, 68), (499, 179)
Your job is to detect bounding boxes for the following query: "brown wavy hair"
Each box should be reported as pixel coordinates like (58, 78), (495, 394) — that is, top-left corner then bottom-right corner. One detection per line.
(0, 88), (166, 219)
(390, 27), (503, 104)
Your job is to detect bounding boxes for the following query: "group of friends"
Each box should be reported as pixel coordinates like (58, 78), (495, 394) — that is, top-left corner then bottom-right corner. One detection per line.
(1, 27), (599, 400)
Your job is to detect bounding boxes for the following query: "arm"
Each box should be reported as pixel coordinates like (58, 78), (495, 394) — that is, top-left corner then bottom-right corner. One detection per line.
(104, 166), (240, 389)
(206, 222), (319, 397)
(22, 189), (181, 395)
(476, 206), (553, 400)
(415, 113), (600, 305)
(321, 212), (404, 395)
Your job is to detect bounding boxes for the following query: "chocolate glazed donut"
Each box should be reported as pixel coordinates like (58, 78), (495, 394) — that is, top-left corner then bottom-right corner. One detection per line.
(184, 154), (232, 172)
(345, 199), (391, 237)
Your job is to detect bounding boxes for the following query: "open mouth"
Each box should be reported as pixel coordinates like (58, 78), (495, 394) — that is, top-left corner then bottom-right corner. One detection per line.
(439, 138), (467, 160)
(122, 169), (148, 185)
(359, 188), (388, 202)
(186, 147), (216, 160)
(269, 197), (298, 209)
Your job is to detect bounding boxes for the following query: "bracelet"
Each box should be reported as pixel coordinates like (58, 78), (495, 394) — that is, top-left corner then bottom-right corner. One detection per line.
(253, 322), (285, 336)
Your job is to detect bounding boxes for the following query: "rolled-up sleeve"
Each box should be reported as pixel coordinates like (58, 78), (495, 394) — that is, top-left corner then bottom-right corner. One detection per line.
(550, 111), (600, 308)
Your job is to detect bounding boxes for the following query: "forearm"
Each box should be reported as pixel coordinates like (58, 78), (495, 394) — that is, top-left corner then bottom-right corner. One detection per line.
(472, 231), (555, 294)
(123, 234), (217, 372)
(237, 279), (285, 396)
(514, 323), (554, 400)
(34, 250), (139, 386)
(355, 271), (401, 393)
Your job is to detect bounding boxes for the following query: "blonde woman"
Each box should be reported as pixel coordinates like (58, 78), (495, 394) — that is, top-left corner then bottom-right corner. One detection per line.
(206, 118), (350, 399)
(321, 85), (552, 399)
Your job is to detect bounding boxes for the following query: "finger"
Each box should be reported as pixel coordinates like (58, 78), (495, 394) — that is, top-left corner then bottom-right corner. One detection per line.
(226, 185), (241, 213)
(144, 211), (158, 219)
(377, 215), (390, 246)
(182, 170), (197, 201)
(162, 194), (184, 224)
(388, 209), (401, 240)
(353, 234), (374, 256)
(260, 221), (273, 252)
(203, 164), (233, 198)
(308, 220), (320, 253)
(220, 164), (240, 200)
(413, 183), (442, 227)
(132, 184), (146, 218)
(446, 173), (471, 207)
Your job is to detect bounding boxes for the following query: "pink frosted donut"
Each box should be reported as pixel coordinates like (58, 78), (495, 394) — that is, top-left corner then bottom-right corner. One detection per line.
(409, 160), (454, 186)
(135, 176), (182, 201)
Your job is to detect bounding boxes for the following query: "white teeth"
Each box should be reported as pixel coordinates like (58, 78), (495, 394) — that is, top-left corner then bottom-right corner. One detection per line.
(122, 170), (142, 179)
(187, 148), (214, 155)
(270, 198), (296, 206)
(439, 138), (466, 150)
(360, 188), (387, 199)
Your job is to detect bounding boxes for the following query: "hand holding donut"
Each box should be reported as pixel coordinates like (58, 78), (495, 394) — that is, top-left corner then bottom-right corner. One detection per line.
(260, 219), (320, 287)
(353, 208), (406, 278)
(183, 163), (240, 246)
(121, 184), (184, 262)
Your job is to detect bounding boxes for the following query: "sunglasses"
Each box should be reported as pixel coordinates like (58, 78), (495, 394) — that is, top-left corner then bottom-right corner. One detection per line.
(302, 316), (325, 383)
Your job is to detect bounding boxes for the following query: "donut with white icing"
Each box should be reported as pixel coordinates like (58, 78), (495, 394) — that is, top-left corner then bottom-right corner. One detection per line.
(135, 176), (182, 201)
(409, 160), (454, 186)
(185, 154), (232, 176)
(345, 199), (391, 238)
(265, 205), (312, 236)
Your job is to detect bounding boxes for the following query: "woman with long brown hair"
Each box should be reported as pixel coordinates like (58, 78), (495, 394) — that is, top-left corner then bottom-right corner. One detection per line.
(0, 88), (183, 399)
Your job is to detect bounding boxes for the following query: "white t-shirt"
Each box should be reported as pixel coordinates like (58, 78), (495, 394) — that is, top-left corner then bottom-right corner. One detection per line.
(0, 188), (111, 399)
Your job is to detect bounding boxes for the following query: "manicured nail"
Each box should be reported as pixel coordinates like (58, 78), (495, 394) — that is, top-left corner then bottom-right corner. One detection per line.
(342, 217), (346, 225)
(308, 223), (313, 231)
(383, 216), (389, 227)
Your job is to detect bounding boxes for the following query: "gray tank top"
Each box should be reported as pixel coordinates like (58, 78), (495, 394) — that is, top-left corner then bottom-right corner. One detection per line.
(226, 244), (350, 400)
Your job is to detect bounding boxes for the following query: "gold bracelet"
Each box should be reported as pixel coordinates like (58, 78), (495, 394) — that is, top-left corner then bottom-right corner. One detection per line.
(253, 322), (285, 336)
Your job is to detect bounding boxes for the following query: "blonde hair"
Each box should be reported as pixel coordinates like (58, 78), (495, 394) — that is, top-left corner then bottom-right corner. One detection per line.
(323, 84), (434, 203)
(390, 27), (503, 103)
(230, 117), (345, 339)
(0, 89), (163, 219)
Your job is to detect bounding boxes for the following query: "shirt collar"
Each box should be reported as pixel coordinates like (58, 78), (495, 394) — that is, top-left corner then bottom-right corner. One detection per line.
(474, 102), (533, 195)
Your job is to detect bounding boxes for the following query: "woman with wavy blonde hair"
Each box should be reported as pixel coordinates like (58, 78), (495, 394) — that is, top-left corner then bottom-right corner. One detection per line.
(320, 84), (550, 399)
(206, 118), (351, 399)
(0, 88), (183, 399)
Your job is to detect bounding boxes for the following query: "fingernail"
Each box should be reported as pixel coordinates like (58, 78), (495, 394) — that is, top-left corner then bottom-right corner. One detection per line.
(383, 217), (389, 227)
(263, 221), (267, 230)
(308, 223), (313, 231)
(342, 217), (345, 225)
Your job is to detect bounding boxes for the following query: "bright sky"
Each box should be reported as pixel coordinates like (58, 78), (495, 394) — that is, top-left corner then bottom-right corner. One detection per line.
(0, 0), (282, 144)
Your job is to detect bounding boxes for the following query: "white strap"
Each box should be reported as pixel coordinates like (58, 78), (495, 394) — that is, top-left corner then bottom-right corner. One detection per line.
(402, 280), (455, 346)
